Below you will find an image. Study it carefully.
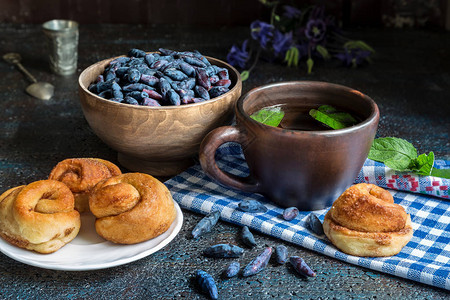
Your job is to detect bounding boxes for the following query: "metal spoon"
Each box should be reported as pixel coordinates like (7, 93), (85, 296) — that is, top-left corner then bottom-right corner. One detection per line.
(3, 53), (54, 100)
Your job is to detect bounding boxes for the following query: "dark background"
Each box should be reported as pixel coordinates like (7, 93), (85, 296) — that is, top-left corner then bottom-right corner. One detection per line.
(0, 0), (448, 29)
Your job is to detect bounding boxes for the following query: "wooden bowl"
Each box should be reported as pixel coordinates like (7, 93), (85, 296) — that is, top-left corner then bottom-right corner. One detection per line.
(78, 56), (242, 176)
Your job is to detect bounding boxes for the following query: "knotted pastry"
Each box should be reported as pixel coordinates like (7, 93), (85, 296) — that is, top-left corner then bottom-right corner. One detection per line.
(0, 180), (81, 254)
(49, 158), (122, 212)
(323, 183), (413, 257)
(89, 172), (176, 244)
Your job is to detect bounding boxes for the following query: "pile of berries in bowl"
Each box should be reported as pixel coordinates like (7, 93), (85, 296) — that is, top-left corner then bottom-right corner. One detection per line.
(78, 48), (242, 176)
(87, 48), (233, 106)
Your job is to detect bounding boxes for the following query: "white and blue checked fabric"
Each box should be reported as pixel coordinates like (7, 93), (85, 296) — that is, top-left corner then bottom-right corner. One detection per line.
(164, 144), (450, 290)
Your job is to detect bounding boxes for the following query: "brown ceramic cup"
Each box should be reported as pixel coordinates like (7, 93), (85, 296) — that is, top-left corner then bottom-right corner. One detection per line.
(199, 81), (379, 211)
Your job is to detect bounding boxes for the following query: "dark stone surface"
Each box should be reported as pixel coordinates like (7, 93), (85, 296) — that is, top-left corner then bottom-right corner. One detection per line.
(0, 24), (449, 299)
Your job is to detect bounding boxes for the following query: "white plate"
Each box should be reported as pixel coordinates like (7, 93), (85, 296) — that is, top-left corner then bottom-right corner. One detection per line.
(0, 201), (183, 271)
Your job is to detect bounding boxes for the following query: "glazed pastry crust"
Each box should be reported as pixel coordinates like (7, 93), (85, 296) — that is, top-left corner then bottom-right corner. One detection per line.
(89, 173), (176, 244)
(49, 158), (122, 212)
(0, 180), (81, 254)
(323, 183), (413, 257)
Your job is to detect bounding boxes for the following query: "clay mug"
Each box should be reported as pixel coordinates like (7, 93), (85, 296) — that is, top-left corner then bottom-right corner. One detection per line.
(199, 81), (379, 210)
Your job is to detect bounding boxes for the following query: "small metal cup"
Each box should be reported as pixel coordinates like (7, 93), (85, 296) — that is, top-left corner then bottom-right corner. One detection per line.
(42, 20), (79, 76)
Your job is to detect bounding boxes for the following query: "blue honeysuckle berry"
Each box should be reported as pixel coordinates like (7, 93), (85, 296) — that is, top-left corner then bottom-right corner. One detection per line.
(196, 270), (218, 300)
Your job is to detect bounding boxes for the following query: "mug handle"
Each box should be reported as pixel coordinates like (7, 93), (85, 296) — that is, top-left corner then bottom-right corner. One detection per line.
(199, 126), (260, 193)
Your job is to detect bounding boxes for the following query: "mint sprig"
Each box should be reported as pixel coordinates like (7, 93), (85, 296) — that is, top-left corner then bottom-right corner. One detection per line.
(369, 137), (449, 178)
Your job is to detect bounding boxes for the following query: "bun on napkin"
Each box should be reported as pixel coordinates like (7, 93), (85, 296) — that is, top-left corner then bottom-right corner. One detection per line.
(49, 158), (122, 212)
(323, 183), (413, 257)
(0, 180), (81, 254)
(89, 172), (176, 244)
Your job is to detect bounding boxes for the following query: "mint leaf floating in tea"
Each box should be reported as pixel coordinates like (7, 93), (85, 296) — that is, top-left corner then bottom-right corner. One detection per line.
(250, 106), (285, 127)
(368, 137), (441, 177)
(309, 105), (358, 130)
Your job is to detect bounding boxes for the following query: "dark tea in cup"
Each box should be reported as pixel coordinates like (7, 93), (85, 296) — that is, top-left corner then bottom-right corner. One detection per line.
(199, 81), (379, 210)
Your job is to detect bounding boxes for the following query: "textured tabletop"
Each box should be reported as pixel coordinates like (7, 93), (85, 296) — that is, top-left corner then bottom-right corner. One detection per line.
(0, 24), (449, 299)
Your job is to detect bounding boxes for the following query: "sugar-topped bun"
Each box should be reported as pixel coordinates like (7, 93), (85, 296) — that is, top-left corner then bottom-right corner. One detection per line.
(323, 183), (413, 257)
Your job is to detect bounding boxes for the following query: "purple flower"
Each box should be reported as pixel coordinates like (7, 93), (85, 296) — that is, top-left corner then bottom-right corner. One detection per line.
(227, 39), (249, 69)
(272, 30), (293, 57)
(305, 19), (326, 43)
(283, 5), (301, 19)
(336, 49), (372, 67)
(250, 20), (274, 49)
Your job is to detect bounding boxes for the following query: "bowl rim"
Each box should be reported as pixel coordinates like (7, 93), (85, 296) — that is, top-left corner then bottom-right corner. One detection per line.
(237, 80), (380, 135)
(78, 54), (242, 110)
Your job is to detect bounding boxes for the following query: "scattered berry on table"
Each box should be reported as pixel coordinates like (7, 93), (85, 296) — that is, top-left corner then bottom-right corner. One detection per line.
(238, 199), (267, 213)
(203, 243), (244, 258)
(241, 226), (257, 248)
(275, 245), (288, 264)
(195, 270), (218, 300)
(242, 246), (273, 277)
(289, 256), (316, 277)
(282, 207), (299, 221)
(223, 261), (240, 278)
(306, 213), (324, 235)
(191, 210), (221, 239)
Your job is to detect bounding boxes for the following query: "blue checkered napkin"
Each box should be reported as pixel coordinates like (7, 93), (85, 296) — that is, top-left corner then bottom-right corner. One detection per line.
(164, 144), (450, 290)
